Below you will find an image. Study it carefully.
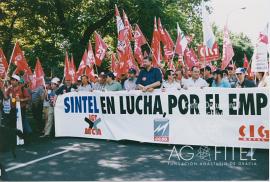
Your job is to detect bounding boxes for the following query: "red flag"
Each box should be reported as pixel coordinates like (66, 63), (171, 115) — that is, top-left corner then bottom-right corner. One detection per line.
(134, 24), (147, 66)
(32, 58), (45, 90)
(158, 18), (174, 61)
(184, 48), (199, 69)
(94, 31), (108, 66)
(221, 25), (234, 69)
(10, 42), (30, 72)
(157, 18), (166, 45)
(151, 17), (161, 67)
(86, 42), (96, 66)
(163, 29), (174, 61)
(64, 51), (72, 80)
(243, 54), (249, 68)
(174, 24), (182, 56)
(85, 66), (95, 81)
(77, 49), (87, 76)
(111, 53), (117, 73)
(0, 48), (8, 78)
(115, 5), (126, 49)
(70, 55), (77, 83)
(167, 60), (175, 71)
(122, 10), (133, 41)
(243, 54), (252, 78)
(259, 23), (268, 44)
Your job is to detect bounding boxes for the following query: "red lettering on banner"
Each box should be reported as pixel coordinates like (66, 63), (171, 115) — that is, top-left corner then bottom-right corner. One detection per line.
(198, 42), (220, 62)
(85, 128), (102, 135)
(238, 124), (269, 142)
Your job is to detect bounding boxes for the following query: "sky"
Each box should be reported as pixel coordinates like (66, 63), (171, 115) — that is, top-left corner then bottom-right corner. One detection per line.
(209, 0), (270, 44)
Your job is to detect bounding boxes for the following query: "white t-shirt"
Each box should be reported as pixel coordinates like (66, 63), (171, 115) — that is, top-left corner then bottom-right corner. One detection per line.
(78, 84), (93, 92)
(162, 81), (180, 90)
(183, 77), (208, 88)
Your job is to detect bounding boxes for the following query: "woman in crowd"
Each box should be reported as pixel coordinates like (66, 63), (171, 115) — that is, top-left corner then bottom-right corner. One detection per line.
(162, 70), (180, 91)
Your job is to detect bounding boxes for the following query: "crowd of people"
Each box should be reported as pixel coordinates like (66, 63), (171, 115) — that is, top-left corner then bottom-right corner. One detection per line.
(0, 54), (269, 141)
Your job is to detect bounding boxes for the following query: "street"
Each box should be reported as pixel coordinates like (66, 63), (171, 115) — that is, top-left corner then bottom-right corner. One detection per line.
(0, 137), (269, 181)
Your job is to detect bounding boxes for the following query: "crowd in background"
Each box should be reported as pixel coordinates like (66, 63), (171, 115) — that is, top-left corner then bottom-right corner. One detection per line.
(0, 54), (269, 142)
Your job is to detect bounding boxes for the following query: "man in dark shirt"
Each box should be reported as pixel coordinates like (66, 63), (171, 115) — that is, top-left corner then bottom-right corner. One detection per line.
(56, 77), (77, 95)
(203, 65), (214, 87)
(235, 67), (256, 88)
(136, 54), (162, 92)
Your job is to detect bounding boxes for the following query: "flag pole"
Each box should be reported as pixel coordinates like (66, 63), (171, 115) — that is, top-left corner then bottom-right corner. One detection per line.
(4, 41), (17, 83)
(201, 2), (207, 79)
(145, 42), (159, 66)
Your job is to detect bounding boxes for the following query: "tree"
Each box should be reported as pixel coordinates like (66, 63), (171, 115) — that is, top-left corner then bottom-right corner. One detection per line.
(0, 0), (211, 77)
(213, 25), (254, 68)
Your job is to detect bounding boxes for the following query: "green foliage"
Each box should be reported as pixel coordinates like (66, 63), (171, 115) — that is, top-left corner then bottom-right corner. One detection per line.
(0, 0), (253, 78)
(213, 25), (254, 68)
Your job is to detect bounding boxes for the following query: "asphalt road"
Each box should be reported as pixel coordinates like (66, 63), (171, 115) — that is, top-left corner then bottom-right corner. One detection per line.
(0, 137), (269, 181)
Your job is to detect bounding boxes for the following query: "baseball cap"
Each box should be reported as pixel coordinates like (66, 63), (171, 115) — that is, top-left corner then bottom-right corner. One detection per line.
(99, 72), (106, 78)
(51, 77), (60, 84)
(11, 75), (20, 81)
(235, 67), (245, 74)
(106, 72), (115, 79)
(128, 68), (136, 74)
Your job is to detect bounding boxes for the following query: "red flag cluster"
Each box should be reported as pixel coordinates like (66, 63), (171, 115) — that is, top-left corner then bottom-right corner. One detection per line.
(1, 42), (45, 90)
(0, 48), (8, 78)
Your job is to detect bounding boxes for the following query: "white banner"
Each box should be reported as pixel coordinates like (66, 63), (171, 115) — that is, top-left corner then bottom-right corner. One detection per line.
(16, 101), (24, 145)
(55, 88), (269, 149)
(251, 43), (268, 72)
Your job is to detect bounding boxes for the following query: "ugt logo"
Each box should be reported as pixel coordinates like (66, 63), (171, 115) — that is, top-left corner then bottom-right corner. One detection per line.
(84, 114), (102, 135)
(239, 124), (269, 142)
(154, 115), (169, 142)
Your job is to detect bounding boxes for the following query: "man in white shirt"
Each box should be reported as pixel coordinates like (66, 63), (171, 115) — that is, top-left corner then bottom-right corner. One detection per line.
(183, 66), (208, 89)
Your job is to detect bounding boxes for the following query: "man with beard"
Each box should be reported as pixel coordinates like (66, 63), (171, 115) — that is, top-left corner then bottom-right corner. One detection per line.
(136, 54), (162, 92)
(124, 68), (137, 90)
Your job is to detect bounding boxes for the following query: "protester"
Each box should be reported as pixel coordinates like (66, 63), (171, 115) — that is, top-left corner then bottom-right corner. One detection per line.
(119, 73), (128, 88)
(31, 85), (45, 134)
(76, 76), (82, 87)
(235, 67), (256, 88)
(124, 68), (137, 90)
(77, 75), (93, 92)
(93, 72), (107, 91)
(226, 64), (237, 88)
(162, 70), (180, 90)
(105, 72), (122, 91)
(183, 66), (208, 89)
(204, 65), (214, 87)
(93, 74), (99, 84)
(255, 72), (268, 87)
(41, 77), (59, 137)
(222, 69), (229, 81)
(174, 69), (186, 88)
(3, 75), (31, 131)
(0, 80), (4, 126)
(136, 54), (162, 92)
(211, 69), (231, 88)
(56, 77), (77, 95)
(42, 80), (51, 135)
